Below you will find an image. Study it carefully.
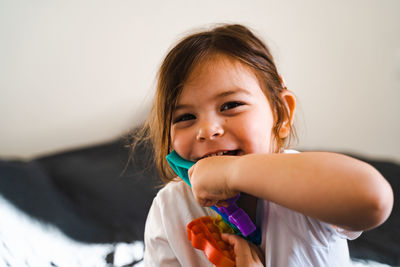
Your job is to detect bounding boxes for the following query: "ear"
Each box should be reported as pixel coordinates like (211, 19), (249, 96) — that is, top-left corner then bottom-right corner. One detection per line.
(278, 90), (296, 139)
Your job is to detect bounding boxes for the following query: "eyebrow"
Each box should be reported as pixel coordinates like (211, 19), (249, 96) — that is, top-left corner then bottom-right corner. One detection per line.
(174, 88), (250, 112)
(215, 88), (250, 98)
(173, 104), (191, 113)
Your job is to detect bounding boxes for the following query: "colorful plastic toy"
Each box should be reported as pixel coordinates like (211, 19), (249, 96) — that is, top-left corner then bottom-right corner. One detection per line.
(187, 216), (235, 267)
(166, 150), (194, 186)
(166, 150), (259, 242)
(213, 194), (256, 237)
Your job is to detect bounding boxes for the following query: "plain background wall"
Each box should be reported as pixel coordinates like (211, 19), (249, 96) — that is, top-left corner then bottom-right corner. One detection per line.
(1, 0), (399, 161)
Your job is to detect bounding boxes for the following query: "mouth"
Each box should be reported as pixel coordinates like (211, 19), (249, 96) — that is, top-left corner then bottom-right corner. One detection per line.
(199, 149), (241, 160)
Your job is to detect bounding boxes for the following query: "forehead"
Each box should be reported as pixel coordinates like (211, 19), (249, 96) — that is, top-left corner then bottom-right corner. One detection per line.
(186, 54), (255, 84)
(177, 54), (264, 103)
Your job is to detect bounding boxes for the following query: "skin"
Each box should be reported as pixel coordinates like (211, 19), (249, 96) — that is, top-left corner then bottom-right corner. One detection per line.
(221, 233), (264, 267)
(170, 55), (276, 162)
(170, 54), (394, 264)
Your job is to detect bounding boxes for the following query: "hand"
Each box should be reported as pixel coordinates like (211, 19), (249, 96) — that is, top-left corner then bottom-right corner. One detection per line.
(221, 233), (265, 267)
(188, 156), (239, 207)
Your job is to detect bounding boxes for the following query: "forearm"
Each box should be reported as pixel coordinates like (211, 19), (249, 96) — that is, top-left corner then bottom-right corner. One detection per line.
(229, 152), (393, 231)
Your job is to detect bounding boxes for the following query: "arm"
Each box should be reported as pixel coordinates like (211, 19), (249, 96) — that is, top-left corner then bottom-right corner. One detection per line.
(188, 152), (393, 231)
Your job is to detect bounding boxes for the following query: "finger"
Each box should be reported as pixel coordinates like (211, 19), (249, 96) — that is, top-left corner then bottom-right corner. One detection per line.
(215, 200), (229, 207)
(220, 233), (240, 247)
(195, 196), (216, 207)
(222, 234), (264, 267)
(221, 233), (252, 256)
(250, 245), (261, 263)
(249, 242), (265, 263)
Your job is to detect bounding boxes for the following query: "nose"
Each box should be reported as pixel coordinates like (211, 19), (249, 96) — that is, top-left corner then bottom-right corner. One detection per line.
(196, 120), (224, 142)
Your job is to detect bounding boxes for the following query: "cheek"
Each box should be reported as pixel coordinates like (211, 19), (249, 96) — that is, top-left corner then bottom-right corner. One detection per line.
(248, 123), (272, 148)
(170, 128), (179, 150)
(170, 128), (192, 156)
(239, 111), (274, 152)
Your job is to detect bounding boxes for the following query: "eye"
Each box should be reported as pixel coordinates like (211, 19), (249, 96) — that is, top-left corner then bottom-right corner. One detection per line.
(173, 113), (196, 123)
(220, 101), (244, 111)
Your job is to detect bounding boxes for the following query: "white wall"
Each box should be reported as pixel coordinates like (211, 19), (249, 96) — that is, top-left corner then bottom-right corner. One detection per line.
(1, 0), (399, 161)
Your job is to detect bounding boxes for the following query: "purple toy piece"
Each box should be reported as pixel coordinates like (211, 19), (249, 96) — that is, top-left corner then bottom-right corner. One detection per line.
(215, 193), (256, 237)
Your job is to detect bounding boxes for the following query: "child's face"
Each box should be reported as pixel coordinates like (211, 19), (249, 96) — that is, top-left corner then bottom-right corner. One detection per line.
(170, 55), (275, 161)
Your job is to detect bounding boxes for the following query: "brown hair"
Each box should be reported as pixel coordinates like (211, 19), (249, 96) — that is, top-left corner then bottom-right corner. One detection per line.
(134, 24), (296, 184)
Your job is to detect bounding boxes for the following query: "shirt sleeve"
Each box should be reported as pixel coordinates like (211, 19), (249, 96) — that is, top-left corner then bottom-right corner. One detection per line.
(332, 226), (362, 240)
(272, 201), (362, 247)
(143, 196), (181, 267)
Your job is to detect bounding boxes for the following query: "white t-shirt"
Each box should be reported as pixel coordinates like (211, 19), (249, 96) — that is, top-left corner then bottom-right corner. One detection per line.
(143, 154), (361, 266)
(261, 200), (359, 267)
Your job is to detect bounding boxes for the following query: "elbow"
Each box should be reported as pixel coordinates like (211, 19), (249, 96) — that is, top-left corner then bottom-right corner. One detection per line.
(366, 184), (393, 230)
(354, 168), (394, 231)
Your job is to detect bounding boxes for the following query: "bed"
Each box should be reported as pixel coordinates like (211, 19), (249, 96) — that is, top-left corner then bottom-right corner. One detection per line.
(1, 137), (398, 266)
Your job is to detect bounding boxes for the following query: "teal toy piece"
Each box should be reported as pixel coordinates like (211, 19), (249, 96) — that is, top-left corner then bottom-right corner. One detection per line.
(166, 150), (195, 186)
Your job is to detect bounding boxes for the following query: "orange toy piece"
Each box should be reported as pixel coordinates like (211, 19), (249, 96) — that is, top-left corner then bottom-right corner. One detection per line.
(187, 216), (236, 267)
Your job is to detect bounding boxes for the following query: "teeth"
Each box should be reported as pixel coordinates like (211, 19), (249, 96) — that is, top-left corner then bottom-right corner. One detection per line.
(206, 151), (228, 158)
(201, 150), (239, 159)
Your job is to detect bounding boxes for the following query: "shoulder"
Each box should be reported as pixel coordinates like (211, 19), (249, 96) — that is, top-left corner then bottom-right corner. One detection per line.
(160, 179), (191, 194)
(154, 180), (194, 206)
(144, 179), (215, 266)
(149, 179), (215, 221)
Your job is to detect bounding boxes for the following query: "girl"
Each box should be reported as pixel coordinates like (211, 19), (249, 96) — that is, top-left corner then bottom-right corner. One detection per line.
(139, 24), (393, 266)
